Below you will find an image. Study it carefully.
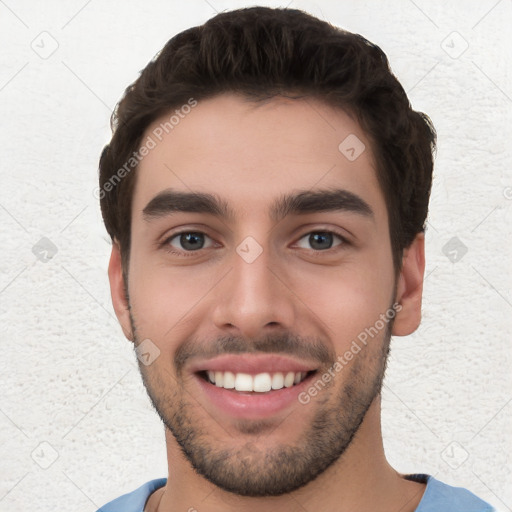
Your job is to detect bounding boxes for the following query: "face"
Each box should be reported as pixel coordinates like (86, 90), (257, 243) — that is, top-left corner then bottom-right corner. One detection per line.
(109, 94), (423, 497)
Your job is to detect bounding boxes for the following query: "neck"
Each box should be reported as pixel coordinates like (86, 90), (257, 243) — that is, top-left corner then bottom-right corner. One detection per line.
(150, 399), (426, 512)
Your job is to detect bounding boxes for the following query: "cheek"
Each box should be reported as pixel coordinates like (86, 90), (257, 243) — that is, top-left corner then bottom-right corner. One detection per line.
(127, 252), (219, 339)
(292, 260), (394, 345)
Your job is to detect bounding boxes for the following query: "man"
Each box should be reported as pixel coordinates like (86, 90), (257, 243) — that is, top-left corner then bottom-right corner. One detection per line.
(96, 6), (494, 512)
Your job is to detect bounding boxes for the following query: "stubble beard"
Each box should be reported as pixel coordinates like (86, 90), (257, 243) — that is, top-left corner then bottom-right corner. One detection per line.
(131, 311), (392, 497)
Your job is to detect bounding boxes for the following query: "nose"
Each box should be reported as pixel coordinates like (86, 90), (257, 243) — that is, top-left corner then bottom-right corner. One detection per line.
(211, 243), (296, 340)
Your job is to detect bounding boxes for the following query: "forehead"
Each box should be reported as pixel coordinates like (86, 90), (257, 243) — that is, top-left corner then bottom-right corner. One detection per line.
(132, 94), (386, 221)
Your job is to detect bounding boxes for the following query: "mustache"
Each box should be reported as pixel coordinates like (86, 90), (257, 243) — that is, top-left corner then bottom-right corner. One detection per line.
(174, 333), (336, 374)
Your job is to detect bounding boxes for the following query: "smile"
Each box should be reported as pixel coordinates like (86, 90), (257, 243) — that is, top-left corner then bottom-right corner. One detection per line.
(189, 354), (321, 418)
(199, 370), (315, 393)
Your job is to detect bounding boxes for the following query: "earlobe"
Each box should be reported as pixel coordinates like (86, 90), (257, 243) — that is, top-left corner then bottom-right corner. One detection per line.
(108, 242), (134, 342)
(392, 233), (425, 337)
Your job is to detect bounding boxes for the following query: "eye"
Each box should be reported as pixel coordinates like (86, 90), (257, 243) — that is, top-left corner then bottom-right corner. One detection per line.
(165, 231), (215, 252)
(295, 231), (346, 251)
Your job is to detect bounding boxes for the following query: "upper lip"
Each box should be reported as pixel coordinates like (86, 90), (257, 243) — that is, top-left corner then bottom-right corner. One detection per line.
(189, 354), (319, 375)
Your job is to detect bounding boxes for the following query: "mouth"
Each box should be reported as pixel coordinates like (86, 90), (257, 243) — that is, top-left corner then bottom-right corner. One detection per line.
(189, 354), (322, 418)
(197, 369), (317, 394)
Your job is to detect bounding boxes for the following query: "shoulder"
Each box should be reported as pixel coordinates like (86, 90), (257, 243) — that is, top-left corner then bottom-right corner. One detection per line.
(96, 478), (167, 512)
(409, 474), (496, 512)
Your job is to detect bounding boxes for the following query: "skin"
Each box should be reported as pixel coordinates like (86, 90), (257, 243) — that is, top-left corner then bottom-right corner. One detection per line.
(108, 94), (427, 512)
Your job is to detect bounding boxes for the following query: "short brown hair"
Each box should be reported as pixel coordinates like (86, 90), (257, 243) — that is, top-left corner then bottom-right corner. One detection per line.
(99, 6), (436, 274)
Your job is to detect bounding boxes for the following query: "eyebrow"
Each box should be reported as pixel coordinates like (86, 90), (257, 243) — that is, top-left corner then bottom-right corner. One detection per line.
(142, 188), (374, 223)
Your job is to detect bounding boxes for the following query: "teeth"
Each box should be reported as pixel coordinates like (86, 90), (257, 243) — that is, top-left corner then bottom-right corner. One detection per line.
(235, 373), (253, 391)
(214, 371), (224, 387)
(253, 373), (272, 392)
(284, 372), (295, 388)
(223, 371), (235, 389)
(205, 371), (309, 392)
(271, 372), (284, 389)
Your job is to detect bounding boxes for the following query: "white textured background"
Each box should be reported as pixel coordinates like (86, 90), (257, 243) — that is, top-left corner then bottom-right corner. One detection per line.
(1, 1), (511, 511)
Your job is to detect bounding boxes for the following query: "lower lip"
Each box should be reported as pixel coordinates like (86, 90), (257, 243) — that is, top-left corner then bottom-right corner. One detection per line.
(194, 372), (316, 419)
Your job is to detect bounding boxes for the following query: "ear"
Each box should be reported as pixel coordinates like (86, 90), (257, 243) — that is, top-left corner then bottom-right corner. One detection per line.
(108, 241), (134, 342)
(392, 233), (425, 336)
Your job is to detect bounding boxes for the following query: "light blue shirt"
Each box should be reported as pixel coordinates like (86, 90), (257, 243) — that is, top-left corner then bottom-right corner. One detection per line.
(96, 474), (495, 511)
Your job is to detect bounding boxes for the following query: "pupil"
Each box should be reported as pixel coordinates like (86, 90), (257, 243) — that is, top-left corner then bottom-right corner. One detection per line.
(310, 232), (332, 250)
(181, 232), (203, 250)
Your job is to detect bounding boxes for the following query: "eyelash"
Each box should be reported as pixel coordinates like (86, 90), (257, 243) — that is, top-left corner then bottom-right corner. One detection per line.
(160, 229), (350, 257)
